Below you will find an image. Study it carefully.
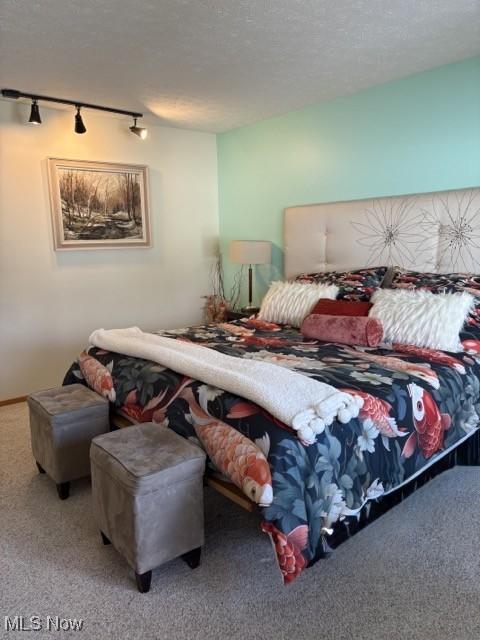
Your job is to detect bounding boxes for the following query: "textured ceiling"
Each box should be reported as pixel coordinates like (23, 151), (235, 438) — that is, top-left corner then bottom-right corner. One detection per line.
(1, 0), (479, 133)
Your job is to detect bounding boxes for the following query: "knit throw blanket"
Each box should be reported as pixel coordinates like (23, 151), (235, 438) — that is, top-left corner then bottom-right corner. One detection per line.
(89, 327), (363, 444)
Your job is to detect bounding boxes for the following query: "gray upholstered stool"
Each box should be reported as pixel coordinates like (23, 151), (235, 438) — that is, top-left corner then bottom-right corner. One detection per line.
(90, 422), (206, 593)
(28, 384), (109, 500)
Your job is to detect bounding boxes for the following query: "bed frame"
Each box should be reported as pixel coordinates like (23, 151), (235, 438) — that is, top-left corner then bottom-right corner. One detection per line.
(117, 185), (480, 518)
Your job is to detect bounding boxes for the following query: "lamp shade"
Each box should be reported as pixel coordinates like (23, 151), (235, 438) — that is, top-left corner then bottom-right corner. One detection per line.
(229, 240), (271, 265)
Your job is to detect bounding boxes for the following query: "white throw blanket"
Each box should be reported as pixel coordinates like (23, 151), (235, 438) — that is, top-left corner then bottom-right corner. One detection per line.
(89, 327), (363, 445)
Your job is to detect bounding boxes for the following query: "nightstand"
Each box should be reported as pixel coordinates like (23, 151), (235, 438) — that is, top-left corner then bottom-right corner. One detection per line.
(225, 309), (259, 321)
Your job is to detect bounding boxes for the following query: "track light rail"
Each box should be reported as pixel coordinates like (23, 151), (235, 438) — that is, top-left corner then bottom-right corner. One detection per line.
(1, 88), (143, 119)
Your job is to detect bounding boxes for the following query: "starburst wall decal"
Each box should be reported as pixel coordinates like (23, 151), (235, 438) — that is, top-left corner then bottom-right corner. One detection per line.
(350, 196), (434, 267)
(350, 188), (480, 270)
(420, 189), (480, 272)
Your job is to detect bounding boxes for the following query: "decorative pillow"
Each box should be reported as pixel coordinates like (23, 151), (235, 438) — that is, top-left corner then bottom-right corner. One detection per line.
(258, 281), (338, 327)
(310, 298), (372, 317)
(391, 267), (480, 338)
(301, 314), (383, 347)
(295, 267), (387, 301)
(369, 289), (474, 352)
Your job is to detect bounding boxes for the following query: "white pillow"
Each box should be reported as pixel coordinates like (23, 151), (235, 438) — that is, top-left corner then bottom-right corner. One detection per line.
(258, 281), (338, 327)
(369, 288), (474, 352)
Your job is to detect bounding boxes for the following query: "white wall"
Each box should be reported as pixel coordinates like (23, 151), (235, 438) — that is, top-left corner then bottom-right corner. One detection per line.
(0, 101), (219, 400)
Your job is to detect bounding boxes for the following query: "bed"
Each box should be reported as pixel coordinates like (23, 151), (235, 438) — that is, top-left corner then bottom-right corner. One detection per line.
(64, 186), (480, 584)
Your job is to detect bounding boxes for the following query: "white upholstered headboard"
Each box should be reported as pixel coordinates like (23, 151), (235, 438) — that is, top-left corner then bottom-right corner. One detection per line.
(284, 187), (480, 279)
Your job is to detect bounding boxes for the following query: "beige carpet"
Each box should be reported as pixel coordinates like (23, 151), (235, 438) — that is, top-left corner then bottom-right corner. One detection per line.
(2, 402), (480, 639)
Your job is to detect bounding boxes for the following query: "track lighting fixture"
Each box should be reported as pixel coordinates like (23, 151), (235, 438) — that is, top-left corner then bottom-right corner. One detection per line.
(28, 99), (42, 124)
(74, 106), (87, 134)
(130, 117), (148, 139)
(1, 88), (145, 139)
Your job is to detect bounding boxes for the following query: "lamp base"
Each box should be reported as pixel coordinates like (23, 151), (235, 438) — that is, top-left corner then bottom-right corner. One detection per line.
(240, 305), (260, 314)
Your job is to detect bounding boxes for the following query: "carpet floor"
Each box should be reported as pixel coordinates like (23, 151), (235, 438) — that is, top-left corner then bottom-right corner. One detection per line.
(2, 403), (480, 639)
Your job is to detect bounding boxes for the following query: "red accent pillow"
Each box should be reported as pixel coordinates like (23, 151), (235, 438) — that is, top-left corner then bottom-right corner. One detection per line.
(310, 298), (373, 317)
(301, 314), (383, 347)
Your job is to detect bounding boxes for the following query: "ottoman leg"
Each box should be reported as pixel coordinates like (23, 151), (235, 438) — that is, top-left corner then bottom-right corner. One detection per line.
(100, 532), (111, 546)
(135, 570), (152, 594)
(181, 547), (201, 569)
(36, 462), (45, 474)
(56, 482), (70, 500)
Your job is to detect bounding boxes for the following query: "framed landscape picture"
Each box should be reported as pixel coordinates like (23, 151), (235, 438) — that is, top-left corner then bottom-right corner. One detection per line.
(47, 158), (151, 250)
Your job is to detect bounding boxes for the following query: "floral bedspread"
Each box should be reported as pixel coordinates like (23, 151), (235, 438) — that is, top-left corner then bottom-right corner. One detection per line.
(64, 318), (480, 584)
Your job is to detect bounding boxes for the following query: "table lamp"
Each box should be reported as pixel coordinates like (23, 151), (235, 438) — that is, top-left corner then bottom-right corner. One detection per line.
(229, 240), (272, 311)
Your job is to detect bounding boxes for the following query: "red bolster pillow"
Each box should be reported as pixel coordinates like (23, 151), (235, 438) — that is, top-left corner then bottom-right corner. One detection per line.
(310, 299), (373, 316)
(301, 314), (383, 347)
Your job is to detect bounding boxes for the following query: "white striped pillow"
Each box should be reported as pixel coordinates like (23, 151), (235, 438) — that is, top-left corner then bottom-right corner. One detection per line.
(259, 281), (339, 327)
(370, 288), (474, 351)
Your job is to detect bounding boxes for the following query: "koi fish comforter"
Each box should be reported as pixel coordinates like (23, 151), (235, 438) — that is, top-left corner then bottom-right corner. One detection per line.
(64, 317), (480, 584)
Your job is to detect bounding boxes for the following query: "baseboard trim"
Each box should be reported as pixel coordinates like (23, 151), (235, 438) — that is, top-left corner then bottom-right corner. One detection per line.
(0, 395), (28, 407)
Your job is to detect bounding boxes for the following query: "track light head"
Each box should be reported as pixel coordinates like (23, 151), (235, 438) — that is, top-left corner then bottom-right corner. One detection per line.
(130, 117), (147, 140)
(28, 99), (41, 125)
(74, 106), (86, 134)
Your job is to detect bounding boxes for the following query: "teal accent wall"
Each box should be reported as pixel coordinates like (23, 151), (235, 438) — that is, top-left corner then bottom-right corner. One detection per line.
(218, 56), (480, 306)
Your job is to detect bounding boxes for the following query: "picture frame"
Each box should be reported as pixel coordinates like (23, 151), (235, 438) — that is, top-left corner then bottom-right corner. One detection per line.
(47, 158), (151, 250)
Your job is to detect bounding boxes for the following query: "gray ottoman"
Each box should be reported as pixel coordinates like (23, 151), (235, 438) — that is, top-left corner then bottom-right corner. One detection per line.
(90, 422), (206, 593)
(28, 384), (109, 499)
